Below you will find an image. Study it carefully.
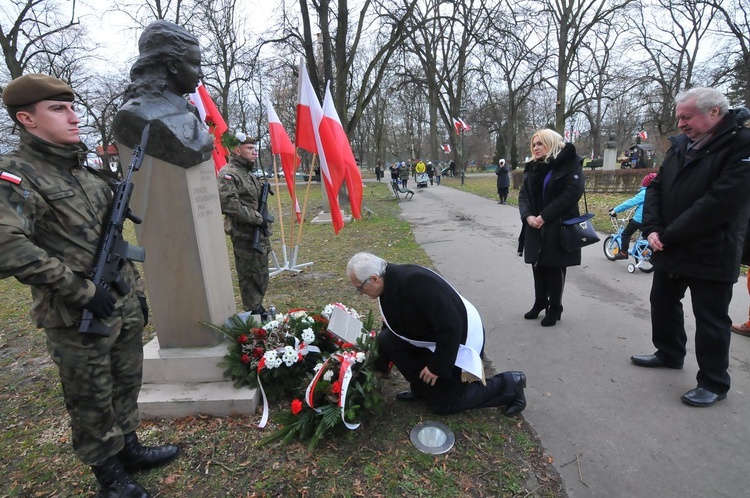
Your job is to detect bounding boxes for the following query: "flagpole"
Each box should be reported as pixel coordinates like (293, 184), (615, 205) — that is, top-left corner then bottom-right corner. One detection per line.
(294, 153), (317, 265)
(271, 155), (289, 272)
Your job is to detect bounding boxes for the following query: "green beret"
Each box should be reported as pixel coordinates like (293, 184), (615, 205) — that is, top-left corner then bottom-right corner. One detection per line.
(3, 74), (74, 107)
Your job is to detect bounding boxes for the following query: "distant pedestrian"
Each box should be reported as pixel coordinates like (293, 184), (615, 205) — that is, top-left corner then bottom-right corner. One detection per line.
(495, 158), (510, 204)
(435, 162), (442, 185)
(427, 161), (435, 185)
(399, 162), (410, 189)
(374, 161), (382, 182)
(449, 160), (456, 177)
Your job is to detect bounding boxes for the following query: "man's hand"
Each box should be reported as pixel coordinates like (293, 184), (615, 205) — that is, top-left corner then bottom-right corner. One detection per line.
(647, 232), (664, 251)
(85, 284), (116, 319)
(419, 366), (438, 386)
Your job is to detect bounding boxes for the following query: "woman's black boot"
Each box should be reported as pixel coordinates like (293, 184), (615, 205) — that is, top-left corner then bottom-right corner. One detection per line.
(541, 305), (563, 327)
(524, 301), (548, 319)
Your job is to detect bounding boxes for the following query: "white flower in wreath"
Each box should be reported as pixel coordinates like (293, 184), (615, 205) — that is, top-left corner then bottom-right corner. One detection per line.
(282, 346), (298, 366)
(303, 315), (314, 324)
(313, 362), (324, 372)
(264, 320), (280, 332)
(290, 310), (308, 319)
(323, 370), (334, 382)
(355, 352), (366, 363)
(321, 304), (335, 319)
(301, 327), (315, 344)
(274, 313), (284, 322)
(263, 350), (282, 369)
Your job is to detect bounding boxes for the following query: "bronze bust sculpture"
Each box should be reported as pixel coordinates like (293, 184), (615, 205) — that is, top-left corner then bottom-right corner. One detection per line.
(113, 20), (213, 167)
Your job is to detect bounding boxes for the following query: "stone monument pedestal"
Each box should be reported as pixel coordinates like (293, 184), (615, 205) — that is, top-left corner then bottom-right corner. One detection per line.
(138, 338), (258, 418)
(603, 148), (618, 170)
(118, 146), (248, 417)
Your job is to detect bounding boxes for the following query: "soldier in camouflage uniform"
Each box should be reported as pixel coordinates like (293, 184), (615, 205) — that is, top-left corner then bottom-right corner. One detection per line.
(217, 134), (273, 317)
(0, 74), (179, 498)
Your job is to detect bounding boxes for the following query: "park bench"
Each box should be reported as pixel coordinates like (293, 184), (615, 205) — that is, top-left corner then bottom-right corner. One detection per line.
(391, 181), (414, 201)
(585, 158), (604, 170)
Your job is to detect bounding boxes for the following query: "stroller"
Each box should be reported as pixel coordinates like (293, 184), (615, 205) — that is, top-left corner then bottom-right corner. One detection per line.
(416, 172), (429, 188)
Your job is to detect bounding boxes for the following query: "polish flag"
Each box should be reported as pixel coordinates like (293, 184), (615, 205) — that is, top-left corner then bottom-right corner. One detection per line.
(638, 130), (648, 140)
(300, 67), (345, 233)
(267, 100), (301, 222)
(295, 59), (318, 155)
(442, 143), (451, 153)
(453, 117), (470, 135)
(321, 83), (362, 219)
(189, 82), (229, 173)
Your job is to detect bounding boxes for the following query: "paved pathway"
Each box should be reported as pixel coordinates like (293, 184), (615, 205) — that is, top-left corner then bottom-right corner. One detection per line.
(394, 184), (750, 497)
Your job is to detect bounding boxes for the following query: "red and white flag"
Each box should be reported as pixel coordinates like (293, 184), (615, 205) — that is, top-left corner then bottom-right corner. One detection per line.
(298, 64), (345, 233)
(638, 130), (648, 140)
(452, 117), (470, 135)
(321, 83), (362, 220)
(295, 59), (318, 155)
(442, 143), (451, 153)
(189, 82), (229, 174)
(267, 100), (301, 222)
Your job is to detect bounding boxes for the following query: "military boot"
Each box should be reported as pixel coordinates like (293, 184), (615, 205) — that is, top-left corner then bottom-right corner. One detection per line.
(118, 431), (181, 472)
(91, 456), (150, 498)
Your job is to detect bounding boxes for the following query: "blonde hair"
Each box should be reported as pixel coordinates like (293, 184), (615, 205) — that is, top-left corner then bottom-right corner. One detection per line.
(530, 129), (565, 162)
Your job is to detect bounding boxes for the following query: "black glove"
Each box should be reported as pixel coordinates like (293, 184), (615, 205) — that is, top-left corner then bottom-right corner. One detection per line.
(138, 295), (149, 326)
(85, 284), (116, 319)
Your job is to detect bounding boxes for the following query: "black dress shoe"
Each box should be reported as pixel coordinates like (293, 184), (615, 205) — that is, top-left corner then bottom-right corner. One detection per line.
(630, 354), (683, 369)
(395, 390), (418, 402)
(681, 387), (727, 407)
(503, 371), (526, 417)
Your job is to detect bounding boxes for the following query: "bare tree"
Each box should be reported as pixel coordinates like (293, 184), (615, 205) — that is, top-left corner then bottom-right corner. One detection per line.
(535, 0), (637, 133)
(703, 0), (750, 106)
(630, 0), (719, 136)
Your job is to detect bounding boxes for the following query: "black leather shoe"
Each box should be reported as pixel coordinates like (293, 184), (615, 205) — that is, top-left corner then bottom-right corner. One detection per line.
(681, 387), (727, 407)
(503, 371), (527, 417)
(92, 456), (151, 498)
(630, 354), (683, 369)
(119, 432), (181, 472)
(395, 390), (418, 402)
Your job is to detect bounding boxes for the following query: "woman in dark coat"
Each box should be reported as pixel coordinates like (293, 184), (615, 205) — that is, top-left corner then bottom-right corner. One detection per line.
(517, 129), (584, 326)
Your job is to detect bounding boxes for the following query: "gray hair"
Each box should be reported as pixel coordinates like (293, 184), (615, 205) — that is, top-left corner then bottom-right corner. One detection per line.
(346, 252), (387, 282)
(675, 87), (729, 115)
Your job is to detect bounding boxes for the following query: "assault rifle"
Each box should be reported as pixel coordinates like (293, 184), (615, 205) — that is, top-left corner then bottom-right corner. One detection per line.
(252, 171), (274, 253)
(79, 124), (149, 335)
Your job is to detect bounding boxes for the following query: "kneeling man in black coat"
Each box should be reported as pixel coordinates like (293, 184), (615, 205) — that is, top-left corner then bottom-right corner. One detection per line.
(346, 252), (526, 416)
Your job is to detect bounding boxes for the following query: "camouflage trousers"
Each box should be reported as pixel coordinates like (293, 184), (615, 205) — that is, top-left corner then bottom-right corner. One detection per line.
(232, 236), (270, 311)
(45, 294), (144, 466)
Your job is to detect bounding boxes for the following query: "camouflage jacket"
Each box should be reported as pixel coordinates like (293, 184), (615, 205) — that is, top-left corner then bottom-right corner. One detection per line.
(0, 131), (143, 329)
(217, 155), (271, 240)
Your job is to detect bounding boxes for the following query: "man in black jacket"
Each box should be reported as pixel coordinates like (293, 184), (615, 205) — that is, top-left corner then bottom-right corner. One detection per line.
(632, 87), (750, 407)
(346, 252), (527, 416)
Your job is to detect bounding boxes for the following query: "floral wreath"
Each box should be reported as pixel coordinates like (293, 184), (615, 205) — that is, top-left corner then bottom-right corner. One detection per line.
(214, 303), (383, 448)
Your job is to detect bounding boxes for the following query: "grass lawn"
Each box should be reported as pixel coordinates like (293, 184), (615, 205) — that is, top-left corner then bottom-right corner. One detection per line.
(0, 178), (565, 497)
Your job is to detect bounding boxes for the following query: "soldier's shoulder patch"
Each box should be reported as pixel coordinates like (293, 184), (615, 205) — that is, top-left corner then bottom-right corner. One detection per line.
(0, 170), (22, 185)
(223, 173), (237, 181)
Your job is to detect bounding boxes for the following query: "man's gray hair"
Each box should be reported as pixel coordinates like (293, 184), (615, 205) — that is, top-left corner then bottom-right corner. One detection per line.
(675, 87), (729, 115)
(346, 252), (387, 282)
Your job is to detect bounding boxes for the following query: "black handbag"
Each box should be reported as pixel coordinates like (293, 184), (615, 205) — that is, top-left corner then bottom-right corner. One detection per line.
(560, 191), (600, 252)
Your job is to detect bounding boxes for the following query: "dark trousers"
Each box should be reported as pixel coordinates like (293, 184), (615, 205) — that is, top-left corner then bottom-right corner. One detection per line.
(376, 328), (518, 415)
(650, 270), (733, 394)
(532, 265), (567, 307)
(620, 219), (642, 253)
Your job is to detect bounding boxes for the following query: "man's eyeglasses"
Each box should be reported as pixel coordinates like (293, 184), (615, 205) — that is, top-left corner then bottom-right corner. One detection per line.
(355, 277), (371, 293)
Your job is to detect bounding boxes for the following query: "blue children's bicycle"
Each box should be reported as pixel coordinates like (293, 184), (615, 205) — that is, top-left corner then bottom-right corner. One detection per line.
(603, 209), (654, 273)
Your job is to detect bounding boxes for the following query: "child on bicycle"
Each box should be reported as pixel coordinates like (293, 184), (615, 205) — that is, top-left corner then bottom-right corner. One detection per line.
(608, 172), (657, 260)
